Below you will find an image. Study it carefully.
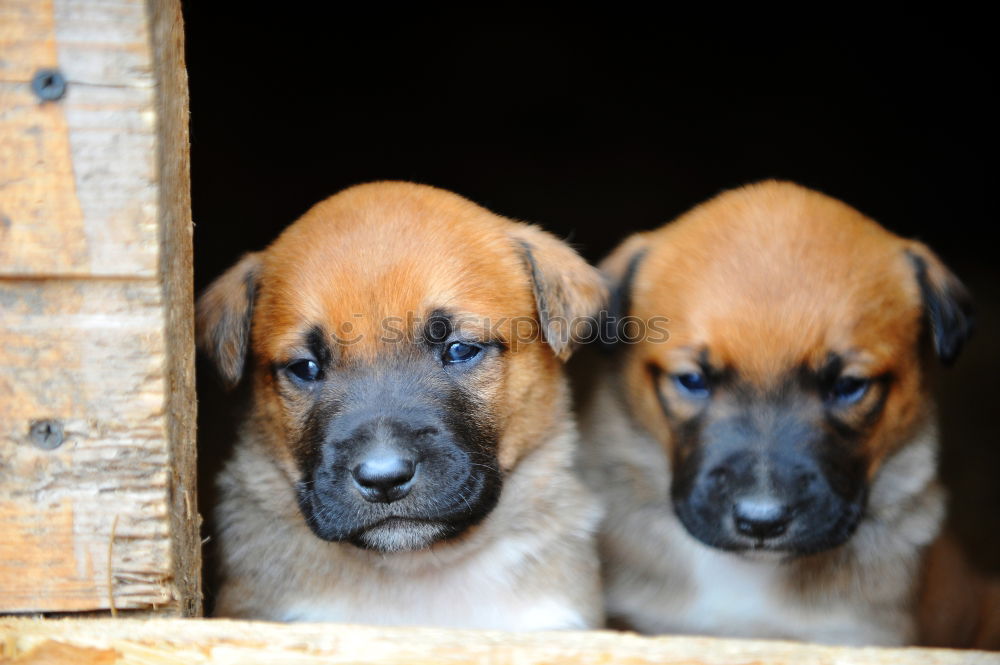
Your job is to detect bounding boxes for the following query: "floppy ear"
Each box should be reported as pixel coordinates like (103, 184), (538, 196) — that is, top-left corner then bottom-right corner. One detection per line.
(509, 225), (607, 361)
(196, 252), (263, 388)
(906, 242), (974, 366)
(598, 233), (651, 351)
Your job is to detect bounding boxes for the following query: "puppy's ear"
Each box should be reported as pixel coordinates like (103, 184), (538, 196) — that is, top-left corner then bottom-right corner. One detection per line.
(196, 252), (263, 388)
(906, 243), (974, 365)
(598, 233), (651, 351)
(510, 225), (607, 361)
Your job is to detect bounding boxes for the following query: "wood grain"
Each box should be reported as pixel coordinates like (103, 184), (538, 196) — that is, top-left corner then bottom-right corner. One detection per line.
(0, 280), (173, 611)
(0, 0), (198, 615)
(0, 0), (158, 277)
(0, 0), (59, 82)
(148, 0), (200, 619)
(0, 618), (996, 665)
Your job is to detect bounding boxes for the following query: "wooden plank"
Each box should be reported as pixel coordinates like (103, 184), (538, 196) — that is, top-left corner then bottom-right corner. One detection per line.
(0, 0), (59, 82)
(0, 280), (173, 611)
(147, 0), (200, 618)
(0, 0), (158, 277)
(0, 0), (198, 615)
(0, 619), (995, 665)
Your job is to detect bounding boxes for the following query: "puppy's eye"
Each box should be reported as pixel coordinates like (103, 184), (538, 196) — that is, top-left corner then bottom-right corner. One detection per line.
(286, 359), (321, 382)
(674, 372), (710, 398)
(443, 341), (482, 364)
(829, 376), (869, 405)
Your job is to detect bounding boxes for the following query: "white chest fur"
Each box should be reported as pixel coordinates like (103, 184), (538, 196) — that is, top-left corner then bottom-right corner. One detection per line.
(665, 535), (901, 645)
(274, 536), (588, 630)
(278, 581), (586, 630)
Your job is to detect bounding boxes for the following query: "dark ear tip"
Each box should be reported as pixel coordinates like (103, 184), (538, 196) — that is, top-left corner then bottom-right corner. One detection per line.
(596, 330), (618, 355)
(600, 248), (648, 354)
(907, 248), (975, 365)
(936, 303), (975, 367)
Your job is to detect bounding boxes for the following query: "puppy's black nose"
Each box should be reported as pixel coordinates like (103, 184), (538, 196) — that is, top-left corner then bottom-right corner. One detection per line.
(352, 455), (417, 503)
(733, 498), (791, 539)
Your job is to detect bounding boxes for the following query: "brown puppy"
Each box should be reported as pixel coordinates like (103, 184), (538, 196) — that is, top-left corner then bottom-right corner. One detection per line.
(919, 531), (1000, 649)
(198, 182), (606, 628)
(576, 181), (972, 645)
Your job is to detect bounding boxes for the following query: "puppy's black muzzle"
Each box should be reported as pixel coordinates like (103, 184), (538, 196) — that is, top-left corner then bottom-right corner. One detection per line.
(294, 363), (502, 551)
(671, 407), (867, 556)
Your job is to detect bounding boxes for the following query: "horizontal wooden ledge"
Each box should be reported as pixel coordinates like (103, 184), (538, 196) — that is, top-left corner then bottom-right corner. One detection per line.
(0, 618), (995, 665)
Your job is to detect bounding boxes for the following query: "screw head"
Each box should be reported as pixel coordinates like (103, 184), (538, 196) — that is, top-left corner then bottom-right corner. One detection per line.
(31, 69), (67, 102)
(29, 420), (64, 450)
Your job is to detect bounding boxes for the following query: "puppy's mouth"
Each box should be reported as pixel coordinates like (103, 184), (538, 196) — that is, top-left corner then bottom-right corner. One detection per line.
(351, 517), (449, 553)
(673, 492), (866, 558)
(729, 547), (789, 563)
(295, 462), (501, 552)
(297, 487), (460, 552)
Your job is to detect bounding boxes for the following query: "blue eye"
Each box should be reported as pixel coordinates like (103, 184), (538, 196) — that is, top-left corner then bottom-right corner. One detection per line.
(286, 359), (321, 382)
(675, 372), (710, 398)
(830, 376), (869, 405)
(443, 342), (482, 364)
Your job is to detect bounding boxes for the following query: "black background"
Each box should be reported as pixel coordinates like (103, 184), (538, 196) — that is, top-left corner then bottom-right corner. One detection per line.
(181, 6), (998, 598)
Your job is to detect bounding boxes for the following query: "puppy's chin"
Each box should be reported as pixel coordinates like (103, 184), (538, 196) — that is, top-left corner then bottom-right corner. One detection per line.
(297, 495), (456, 552)
(295, 472), (502, 553)
(352, 519), (449, 553)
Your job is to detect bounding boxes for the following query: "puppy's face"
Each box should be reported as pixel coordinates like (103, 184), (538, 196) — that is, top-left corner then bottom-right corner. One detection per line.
(198, 183), (604, 552)
(604, 182), (972, 556)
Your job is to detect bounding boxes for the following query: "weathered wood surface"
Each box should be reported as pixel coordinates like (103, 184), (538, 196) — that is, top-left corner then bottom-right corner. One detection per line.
(0, 619), (996, 665)
(0, 0), (199, 615)
(0, 0), (159, 277)
(147, 0), (200, 619)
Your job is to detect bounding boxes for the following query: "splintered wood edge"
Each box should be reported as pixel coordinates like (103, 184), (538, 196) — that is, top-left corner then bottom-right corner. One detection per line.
(148, 0), (201, 617)
(0, 619), (996, 665)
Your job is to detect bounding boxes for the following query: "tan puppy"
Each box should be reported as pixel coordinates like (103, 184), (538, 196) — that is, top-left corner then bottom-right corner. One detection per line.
(919, 531), (1000, 649)
(198, 182), (606, 629)
(576, 181), (973, 645)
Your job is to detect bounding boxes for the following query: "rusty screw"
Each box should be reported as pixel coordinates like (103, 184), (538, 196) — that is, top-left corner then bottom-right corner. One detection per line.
(29, 420), (64, 450)
(31, 68), (67, 102)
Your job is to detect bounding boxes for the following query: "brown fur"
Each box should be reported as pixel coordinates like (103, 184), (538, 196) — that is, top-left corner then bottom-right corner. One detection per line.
(919, 531), (1000, 650)
(199, 182), (606, 628)
(577, 181), (969, 645)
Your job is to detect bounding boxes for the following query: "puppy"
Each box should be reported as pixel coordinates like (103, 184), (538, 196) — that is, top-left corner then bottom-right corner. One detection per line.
(576, 181), (973, 645)
(198, 182), (606, 629)
(919, 530), (1000, 649)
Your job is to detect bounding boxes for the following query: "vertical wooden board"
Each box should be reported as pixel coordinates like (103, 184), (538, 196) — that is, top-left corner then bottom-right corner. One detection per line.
(0, 0), (159, 277)
(148, 0), (201, 617)
(0, 280), (173, 611)
(0, 0), (199, 615)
